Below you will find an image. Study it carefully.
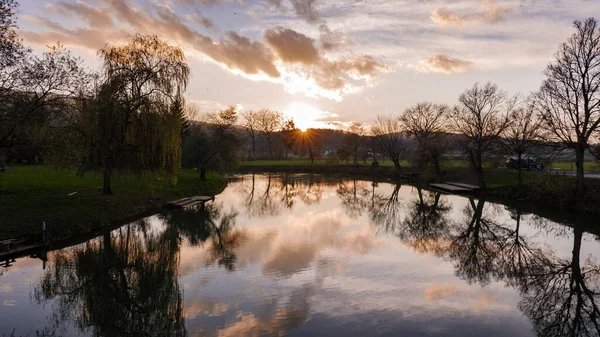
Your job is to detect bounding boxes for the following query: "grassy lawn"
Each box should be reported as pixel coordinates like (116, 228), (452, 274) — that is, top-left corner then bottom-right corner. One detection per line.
(548, 161), (600, 172)
(0, 166), (227, 241)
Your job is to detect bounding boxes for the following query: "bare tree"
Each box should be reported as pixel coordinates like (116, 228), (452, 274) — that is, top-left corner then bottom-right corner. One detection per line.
(183, 106), (239, 180)
(341, 122), (367, 166)
(535, 18), (600, 199)
(450, 82), (516, 190)
(502, 101), (546, 189)
(256, 109), (283, 159)
(241, 110), (259, 160)
(371, 115), (405, 171)
(400, 102), (449, 178)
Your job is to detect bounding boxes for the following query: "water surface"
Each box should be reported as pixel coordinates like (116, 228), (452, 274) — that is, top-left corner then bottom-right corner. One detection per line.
(1, 174), (599, 337)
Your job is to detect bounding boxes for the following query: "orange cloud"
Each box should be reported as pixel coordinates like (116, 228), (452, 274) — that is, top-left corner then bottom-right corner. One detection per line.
(264, 27), (320, 65)
(422, 54), (472, 74)
(430, 8), (464, 26)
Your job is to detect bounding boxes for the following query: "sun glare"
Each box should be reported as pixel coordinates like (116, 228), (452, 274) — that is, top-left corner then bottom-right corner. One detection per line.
(283, 102), (335, 131)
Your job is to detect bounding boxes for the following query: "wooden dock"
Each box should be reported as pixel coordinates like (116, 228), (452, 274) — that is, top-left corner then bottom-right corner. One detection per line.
(166, 195), (215, 209)
(446, 182), (480, 191)
(430, 183), (473, 193)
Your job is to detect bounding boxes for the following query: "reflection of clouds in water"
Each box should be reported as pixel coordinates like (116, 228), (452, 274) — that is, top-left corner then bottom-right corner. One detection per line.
(218, 286), (312, 337)
(424, 282), (458, 302)
(184, 300), (228, 319)
(423, 282), (515, 313)
(260, 214), (382, 278)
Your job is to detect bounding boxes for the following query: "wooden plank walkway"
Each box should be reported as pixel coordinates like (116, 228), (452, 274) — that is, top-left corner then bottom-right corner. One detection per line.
(166, 195), (214, 209)
(446, 182), (480, 191)
(430, 183), (473, 193)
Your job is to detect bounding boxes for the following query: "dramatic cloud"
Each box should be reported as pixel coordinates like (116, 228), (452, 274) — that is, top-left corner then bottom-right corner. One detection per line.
(20, 0), (386, 101)
(264, 27), (320, 65)
(421, 54), (472, 73)
(430, 7), (463, 26)
(319, 23), (350, 51)
(203, 32), (281, 78)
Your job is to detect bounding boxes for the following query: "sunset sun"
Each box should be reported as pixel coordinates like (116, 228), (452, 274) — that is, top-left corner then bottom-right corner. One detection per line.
(283, 102), (335, 131)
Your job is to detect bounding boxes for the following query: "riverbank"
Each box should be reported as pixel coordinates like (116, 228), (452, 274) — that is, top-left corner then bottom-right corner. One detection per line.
(237, 160), (600, 215)
(0, 166), (227, 241)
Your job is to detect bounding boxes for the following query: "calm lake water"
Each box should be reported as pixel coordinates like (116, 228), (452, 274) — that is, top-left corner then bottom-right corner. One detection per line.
(1, 174), (599, 337)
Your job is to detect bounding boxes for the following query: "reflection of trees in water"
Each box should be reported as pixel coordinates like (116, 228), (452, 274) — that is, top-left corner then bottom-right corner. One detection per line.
(238, 174), (326, 217)
(162, 203), (245, 271)
(336, 180), (370, 218)
(34, 220), (186, 337)
(445, 198), (513, 285)
(369, 183), (402, 233)
(365, 183), (599, 337)
(398, 187), (451, 253)
(518, 225), (600, 337)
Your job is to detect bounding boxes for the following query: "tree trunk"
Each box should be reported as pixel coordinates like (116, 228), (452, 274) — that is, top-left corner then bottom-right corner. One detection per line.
(474, 150), (485, 191)
(266, 136), (273, 159)
(477, 164), (486, 192)
(393, 159), (401, 171)
(200, 166), (206, 181)
(517, 153), (523, 195)
(251, 137), (256, 160)
(102, 163), (113, 195)
(575, 140), (586, 200)
(432, 155), (442, 180)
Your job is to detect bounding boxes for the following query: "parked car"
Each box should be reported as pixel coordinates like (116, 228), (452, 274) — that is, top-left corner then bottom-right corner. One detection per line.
(506, 157), (543, 171)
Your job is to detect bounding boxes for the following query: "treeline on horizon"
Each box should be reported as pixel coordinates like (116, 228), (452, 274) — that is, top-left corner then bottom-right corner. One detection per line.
(1, 0), (599, 202)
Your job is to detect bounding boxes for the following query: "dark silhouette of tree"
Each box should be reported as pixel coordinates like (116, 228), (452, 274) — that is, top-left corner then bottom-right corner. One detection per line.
(281, 119), (299, 160)
(77, 34), (190, 194)
(1, 44), (88, 152)
(535, 18), (600, 200)
(371, 115), (405, 171)
(256, 109), (283, 159)
(450, 82), (516, 191)
(299, 129), (323, 164)
(34, 221), (187, 337)
(339, 122), (367, 166)
(502, 101), (547, 190)
(517, 225), (600, 337)
(400, 103), (450, 178)
(241, 110), (260, 160)
(0, 0), (25, 70)
(183, 106), (239, 180)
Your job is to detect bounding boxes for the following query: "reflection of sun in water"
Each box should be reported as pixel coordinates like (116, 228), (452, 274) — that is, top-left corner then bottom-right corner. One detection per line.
(283, 102), (337, 131)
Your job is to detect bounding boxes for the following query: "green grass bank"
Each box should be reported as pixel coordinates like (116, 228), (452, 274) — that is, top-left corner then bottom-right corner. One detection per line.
(0, 166), (227, 241)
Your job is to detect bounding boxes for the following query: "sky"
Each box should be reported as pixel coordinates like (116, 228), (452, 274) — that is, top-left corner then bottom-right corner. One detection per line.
(16, 0), (600, 130)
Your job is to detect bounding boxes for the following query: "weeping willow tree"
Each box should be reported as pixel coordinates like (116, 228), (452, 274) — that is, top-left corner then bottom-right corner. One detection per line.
(79, 33), (190, 194)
